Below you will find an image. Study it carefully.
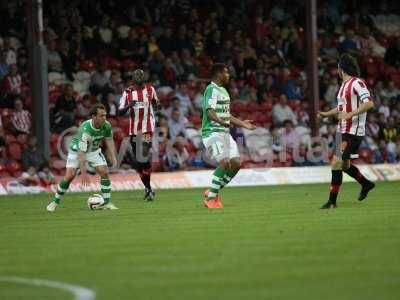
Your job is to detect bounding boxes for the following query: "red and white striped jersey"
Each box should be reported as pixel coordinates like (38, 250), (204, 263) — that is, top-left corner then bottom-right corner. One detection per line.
(118, 84), (158, 135)
(11, 110), (31, 134)
(336, 77), (372, 136)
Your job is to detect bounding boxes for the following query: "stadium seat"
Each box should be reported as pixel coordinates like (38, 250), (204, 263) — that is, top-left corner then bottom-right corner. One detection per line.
(8, 142), (22, 161)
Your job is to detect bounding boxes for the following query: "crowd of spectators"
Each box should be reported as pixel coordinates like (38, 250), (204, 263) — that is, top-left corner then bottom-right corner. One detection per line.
(0, 0), (399, 180)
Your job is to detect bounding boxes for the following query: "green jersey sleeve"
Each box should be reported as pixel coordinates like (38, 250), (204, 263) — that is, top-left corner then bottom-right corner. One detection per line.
(104, 121), (113, 138)
(203, 86), (218, 110)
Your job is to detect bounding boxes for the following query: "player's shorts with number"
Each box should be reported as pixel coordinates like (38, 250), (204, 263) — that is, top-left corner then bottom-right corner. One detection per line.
(202, 132), (239, 162)
(66, 149), (107, 168)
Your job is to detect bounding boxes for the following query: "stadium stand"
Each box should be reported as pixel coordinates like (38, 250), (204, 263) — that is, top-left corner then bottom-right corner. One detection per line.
(0, 0), (399, 178)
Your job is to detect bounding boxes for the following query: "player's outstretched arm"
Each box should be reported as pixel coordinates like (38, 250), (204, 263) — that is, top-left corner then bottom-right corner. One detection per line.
(318, 107), (338, 118)
(207, 108), (230, 127)
(230, 115), (256, 130)
(338, 101), (374, 120)
(105, 137), (118, 168)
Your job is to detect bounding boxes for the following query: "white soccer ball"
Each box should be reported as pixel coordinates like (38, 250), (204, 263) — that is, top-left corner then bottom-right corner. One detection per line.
(87, 194), (104, 210)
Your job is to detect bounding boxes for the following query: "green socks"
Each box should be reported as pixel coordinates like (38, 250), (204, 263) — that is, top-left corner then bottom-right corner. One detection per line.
(52, 179), (70, 204)
(220, 168), (239, 189)
(101, 178), (111, 204)
(207, 167), (226, 199)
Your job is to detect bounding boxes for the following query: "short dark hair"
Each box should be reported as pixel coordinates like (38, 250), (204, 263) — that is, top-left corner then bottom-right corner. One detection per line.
(90, 103), (106, 117)
(338, 53), (360, 77)
(211, 63), (227, 78)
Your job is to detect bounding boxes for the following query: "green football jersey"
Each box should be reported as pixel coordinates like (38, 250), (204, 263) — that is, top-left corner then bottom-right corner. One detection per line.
(70, 119), (113, 153)
(201, 82), (230, 137)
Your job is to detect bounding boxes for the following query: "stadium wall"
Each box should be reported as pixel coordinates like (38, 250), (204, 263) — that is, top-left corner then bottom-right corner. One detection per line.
(0, 164), (399, 195)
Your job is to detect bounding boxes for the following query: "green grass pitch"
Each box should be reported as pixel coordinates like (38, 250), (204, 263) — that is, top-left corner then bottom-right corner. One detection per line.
(0, 181), (399, 300)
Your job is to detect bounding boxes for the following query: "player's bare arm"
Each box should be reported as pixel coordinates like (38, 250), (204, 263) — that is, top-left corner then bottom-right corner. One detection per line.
(338, 101), (375, 120)
(318, 107), (338, 118)
(77, 150), (89, 187)
(230, 116), (256, 130)
(105, 137), (117, 168)
(207, 108), (230, 127)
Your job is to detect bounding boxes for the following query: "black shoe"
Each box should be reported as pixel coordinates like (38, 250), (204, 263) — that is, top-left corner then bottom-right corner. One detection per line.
(358, 181), (375, 201)
(144, 188), (155, 201)
(320, 201), (337, 209)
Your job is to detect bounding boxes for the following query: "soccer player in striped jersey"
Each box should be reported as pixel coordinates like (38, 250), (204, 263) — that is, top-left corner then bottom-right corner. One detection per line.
(318, 54), (375, 209)
(47, 104), (118, 212)
(202, 63), (256, 209)
(119, 69), (159, 201)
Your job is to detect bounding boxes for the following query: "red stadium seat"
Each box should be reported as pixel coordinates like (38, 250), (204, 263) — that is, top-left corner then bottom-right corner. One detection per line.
(8, 142), (22, 161)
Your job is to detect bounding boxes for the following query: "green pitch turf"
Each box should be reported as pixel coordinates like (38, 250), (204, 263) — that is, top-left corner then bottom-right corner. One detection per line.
(0, 181), (399, 300)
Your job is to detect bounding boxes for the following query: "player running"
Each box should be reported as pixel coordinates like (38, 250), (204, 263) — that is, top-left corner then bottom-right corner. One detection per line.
(47, 104), (118, 212)
(202, 63), (256, 209)
(319, 54), (375, 209)
(118, 69), (159, 201)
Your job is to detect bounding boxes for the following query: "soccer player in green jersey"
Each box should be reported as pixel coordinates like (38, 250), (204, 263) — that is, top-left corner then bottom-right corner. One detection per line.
(47, 104), (118, 212)
(202, 63), (256, 209)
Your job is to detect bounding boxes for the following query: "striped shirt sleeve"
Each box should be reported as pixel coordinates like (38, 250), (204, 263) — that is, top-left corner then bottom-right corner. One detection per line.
(354, 79), (371, 103)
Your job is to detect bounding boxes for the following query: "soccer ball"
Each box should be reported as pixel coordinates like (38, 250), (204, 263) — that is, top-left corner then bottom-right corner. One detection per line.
(87, 194), (104, 210)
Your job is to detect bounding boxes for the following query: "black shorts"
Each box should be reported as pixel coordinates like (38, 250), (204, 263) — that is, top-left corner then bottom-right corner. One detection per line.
(337, 133), (363, 160)
(129, 133), (153, 166)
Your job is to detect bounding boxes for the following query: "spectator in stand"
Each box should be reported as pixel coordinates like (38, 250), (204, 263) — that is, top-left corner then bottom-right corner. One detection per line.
(381, 81), (400, 101)
(163, 137), (190, 171)
(366, 113), (381, 141)
(380, 116), (398, 143)
(90, 62), (111, 96)
(18, 165), (40, 186)
(0, 116), (6, 162)
(38, 163), (56, 187)
(272, 94), (298, 126)
(281, 119), (300, 150)
(378, 98), (391, 120)
(51, 85), (76, 133)
(324, 76), (339, 106)
(0, 50), (10, 80)
(384, 37), (400, 68)
(103, 92), (118, 118)
(168, 109), (187, 140)
(2, 64), (22, 106)
(47, 39), (63, 72)
(158, 28), (175, 56)
(374, 140), (397, 163)
(339, 29), (359, 55)
(175, 82), (194, 117)
(119, 28), (139, 60)
(76, 94), (92, 119)
(11, 98), (31, 134)
(161, 97), (180, 118)
(21, 136), (47, 171)
(2, 37), (17, 65)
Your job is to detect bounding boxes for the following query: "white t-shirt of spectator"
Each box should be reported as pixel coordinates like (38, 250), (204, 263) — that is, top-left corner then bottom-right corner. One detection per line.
(272, 103), (298, 125)
(168, 117), (187, 140)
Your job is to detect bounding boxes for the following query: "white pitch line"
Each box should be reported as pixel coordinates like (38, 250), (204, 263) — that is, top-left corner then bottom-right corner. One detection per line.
(0, 276), (96, 300)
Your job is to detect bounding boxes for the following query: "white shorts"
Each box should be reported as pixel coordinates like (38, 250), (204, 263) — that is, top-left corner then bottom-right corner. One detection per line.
(66, 149), (107, 169)
(202, 132), (240, 162)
